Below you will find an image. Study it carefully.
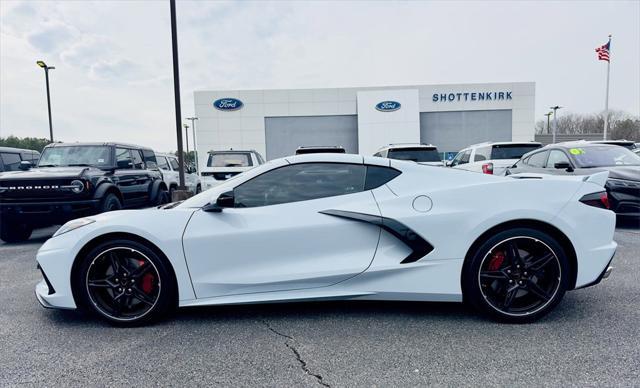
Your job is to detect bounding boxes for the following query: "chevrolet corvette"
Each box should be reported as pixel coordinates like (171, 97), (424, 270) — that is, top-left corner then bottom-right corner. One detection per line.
(35, 154), (617, 325)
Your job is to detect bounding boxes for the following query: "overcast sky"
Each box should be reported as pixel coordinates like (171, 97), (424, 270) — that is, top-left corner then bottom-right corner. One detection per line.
(1, 0), (638, 151)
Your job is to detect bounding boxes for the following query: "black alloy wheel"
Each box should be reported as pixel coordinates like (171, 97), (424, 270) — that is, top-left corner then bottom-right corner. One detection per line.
(77, 240), (175, 325)
(463, 228), (568, 323)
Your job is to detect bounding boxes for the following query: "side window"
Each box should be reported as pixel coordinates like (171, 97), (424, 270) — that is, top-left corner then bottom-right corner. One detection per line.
(234, 163), (366, 208)
(474, 146), (491, 162)
(169, 157), (180, 171)
(364, 165), (401, 190)
(254, 152), (265, 165)
(460, 149), (472, 164)
(142, 149), (156, 165)
(1, 152), (21, 171)
(546, 150), (571, 168)
(157, 156), (170, 170)
(526, 151), (549, 168)
(450, 150), (465, 166)
(115, 148), (132, 169)
(131, 149), (145, 169)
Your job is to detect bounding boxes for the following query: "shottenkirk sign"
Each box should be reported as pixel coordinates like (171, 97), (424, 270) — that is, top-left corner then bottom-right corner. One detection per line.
(432, 91), (512, 102)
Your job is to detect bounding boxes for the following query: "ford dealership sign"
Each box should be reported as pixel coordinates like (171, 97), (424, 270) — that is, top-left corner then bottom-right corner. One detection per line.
(213, 98), (244, 111)
(375, 101), (401, 112)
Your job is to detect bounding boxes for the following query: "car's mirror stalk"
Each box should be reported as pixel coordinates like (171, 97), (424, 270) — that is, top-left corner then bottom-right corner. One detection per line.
(19, 161), (32, 171)
(554, 162), (574, 172)
(204, 190), (234, 212)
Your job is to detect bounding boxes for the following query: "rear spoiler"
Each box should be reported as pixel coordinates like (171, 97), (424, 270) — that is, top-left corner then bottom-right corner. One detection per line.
(508, 171), (609, 187)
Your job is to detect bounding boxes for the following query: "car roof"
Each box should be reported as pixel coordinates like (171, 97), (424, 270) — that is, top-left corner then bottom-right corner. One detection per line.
(551, 141), (622, 149)
(156, 152), (177, 158)
(466, 141), (542, 149)
(207, 149), (259, 154)
(378, 143), (437, 151)
(44, 142), (153, 151)
(0, 146), (40, 154)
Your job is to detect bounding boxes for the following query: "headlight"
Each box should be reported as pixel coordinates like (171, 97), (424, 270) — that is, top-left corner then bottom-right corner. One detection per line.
(70, 180), (84, 193)
(53, 218), (95, 237)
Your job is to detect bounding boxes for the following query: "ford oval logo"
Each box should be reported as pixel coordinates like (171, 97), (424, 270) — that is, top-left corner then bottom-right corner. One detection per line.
(375, 101), (401, 112)
(213, 98), (244, 111)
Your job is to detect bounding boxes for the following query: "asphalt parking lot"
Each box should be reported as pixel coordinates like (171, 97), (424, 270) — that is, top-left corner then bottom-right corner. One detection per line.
(0, 223), (639, 387)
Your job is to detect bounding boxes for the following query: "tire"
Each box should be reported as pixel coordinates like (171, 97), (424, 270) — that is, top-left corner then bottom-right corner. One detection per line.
(195, 184), (202, 194)
(0, 221), (33, 243)
(462, 227), (569, 323)
(156, 188), (170, 205)
(100, 193), (122, 213)
(74, 239), (176, 326)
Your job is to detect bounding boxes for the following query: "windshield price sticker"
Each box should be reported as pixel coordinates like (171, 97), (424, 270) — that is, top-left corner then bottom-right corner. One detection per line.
(569, 148), (585, 155)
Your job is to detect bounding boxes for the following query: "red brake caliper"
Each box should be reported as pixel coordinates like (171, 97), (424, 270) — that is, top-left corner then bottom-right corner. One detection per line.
(488, 251), (505, 271)
(137, 260), (155, 294)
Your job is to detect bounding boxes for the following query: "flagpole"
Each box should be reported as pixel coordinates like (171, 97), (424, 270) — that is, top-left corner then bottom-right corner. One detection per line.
(603, 34), (611, 140)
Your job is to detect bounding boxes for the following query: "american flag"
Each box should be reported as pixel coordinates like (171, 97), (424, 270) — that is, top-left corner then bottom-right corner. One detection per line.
(595, 41), (610, 62)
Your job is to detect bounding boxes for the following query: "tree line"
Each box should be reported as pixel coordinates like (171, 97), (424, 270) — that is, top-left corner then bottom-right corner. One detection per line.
(535, 110), (640, 141)
(0, 136), (52, 152)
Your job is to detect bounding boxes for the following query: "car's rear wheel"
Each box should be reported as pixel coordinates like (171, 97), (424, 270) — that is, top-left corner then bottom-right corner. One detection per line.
(76, 239), (176, 325)
(0, 221), (33, 243)
(462, 228), (568, 323)
(196, 184), (202, 194)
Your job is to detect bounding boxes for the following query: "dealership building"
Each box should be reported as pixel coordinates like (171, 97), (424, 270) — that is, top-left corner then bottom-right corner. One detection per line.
(193, 82), (535, 165)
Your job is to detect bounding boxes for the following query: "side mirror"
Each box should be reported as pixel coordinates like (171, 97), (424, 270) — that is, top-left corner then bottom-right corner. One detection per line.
(203, 190), (235, 212)
(146, 161), (159, 170)
(186, 166), (196, 174)
(19, 161), (32, 171)
(554, 161), (574, 172)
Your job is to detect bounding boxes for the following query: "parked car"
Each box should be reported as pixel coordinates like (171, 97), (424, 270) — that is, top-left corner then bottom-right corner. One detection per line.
(200, 149), (264, 190)
(295, 146), (346, 155)
(0, 142), (169, 242)
(155, 152), (201, 195)
(0, 146), (41, 172)
(450, 141), (542, 175)
(34, 153), (616, 325)
(374, 144), (443, 166)
(506, 142), (640, 218)
(589, 139), (637, 150)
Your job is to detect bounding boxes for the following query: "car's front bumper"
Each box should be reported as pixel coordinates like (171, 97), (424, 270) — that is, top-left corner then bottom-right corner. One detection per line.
(34, 238), (78, 310)
(0, 199), (100, 226)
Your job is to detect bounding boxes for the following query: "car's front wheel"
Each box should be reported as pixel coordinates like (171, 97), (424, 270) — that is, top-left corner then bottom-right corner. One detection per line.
(0, 221), (33, 243)
(462, 228), (569, 323)
(75, 239), (176, 325)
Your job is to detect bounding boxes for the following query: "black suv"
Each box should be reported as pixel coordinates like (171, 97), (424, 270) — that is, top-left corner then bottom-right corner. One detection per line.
(0, 142), (169, 242)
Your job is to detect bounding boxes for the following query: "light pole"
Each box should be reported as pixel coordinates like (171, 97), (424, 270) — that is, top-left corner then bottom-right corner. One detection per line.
(36, 60), (55, 142)
(169, 0), (186, 190)
(183, 123), (190, 155)
(544, 112), (553, 135)
(550, 106), (563, 144)
(185, 117), (199, 174)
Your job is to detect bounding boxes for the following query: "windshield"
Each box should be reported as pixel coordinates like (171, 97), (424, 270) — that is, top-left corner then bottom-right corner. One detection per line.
(207, 152), (252, 167)
(38, 146), (112, 167)
(570, 146), (640, 168)
(491, 144), (541, 160)
(387, 148), (440, 162)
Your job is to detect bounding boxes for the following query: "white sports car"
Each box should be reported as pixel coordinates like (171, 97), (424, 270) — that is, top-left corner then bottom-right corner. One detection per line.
(35, 154), (617, 325)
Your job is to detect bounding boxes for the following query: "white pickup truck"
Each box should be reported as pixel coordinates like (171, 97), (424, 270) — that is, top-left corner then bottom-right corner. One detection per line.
(200, 149), (265, 190)
(450, 141), (542, 176)
(155, 152), (201, 195)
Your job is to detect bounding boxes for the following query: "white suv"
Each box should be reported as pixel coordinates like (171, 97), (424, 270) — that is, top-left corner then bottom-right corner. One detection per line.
(156, 153), (201, 195)
(200, 149), (265, 190)
(450, 141), (542, 176)
(374, 144), (443, 166)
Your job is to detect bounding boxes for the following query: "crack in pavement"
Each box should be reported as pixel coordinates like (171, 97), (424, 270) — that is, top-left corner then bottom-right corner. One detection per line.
(261, 320), (330, 387)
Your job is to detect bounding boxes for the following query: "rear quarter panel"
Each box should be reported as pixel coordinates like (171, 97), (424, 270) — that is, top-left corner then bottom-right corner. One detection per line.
(383, 163), (584, 263)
